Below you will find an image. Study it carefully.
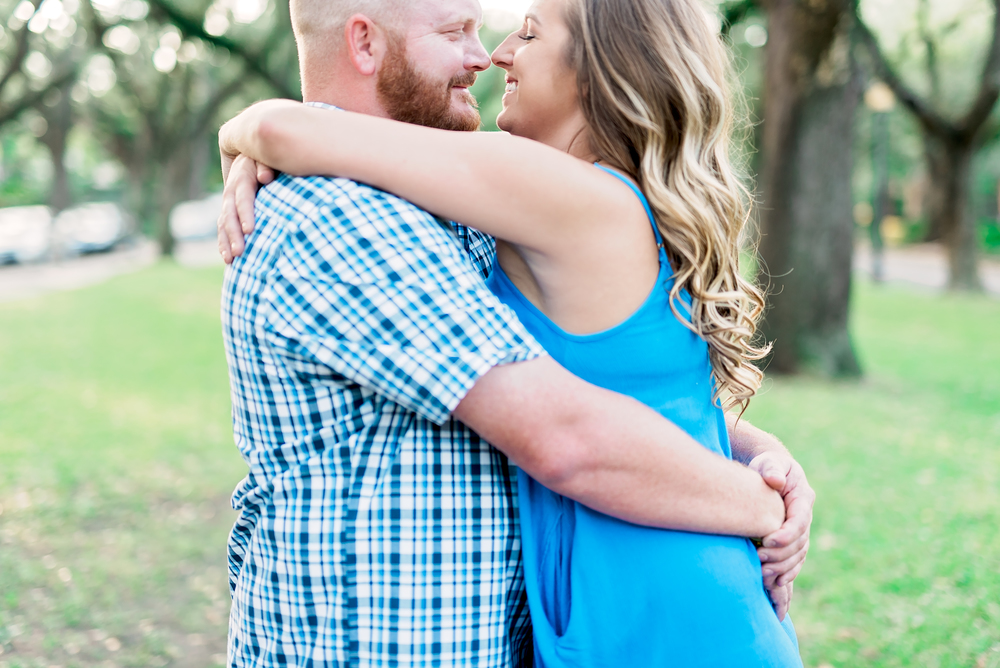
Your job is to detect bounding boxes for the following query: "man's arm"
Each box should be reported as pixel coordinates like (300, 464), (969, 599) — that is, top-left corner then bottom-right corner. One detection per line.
(455, 357), (785, 538)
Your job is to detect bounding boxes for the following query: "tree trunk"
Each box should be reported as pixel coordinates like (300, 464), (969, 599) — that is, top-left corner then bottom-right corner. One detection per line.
(39, 85), (74, 213)
(153, 142), (194, 256)
(757, 0), (861, 376)
(922, 134), (983, 290)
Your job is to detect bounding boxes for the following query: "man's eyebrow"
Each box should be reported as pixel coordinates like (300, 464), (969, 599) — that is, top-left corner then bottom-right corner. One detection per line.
(439, 14), (478, 28)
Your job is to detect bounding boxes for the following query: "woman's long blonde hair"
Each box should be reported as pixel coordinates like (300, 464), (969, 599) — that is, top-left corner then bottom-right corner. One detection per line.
(565, 0), (769, 409)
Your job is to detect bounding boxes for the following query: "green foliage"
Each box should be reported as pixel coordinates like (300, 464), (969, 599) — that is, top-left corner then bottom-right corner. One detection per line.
(0, 129), (52, 208)
(980, 218), (1000, 253)
(470, 23), (521, 133)
(746, 281), (1000, 667)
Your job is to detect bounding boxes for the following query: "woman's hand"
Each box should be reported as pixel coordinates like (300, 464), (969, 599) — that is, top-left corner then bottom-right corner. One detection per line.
(217, 154), (275, 264)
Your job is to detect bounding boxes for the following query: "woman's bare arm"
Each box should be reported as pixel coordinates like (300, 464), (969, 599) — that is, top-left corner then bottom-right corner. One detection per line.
(218, 99), (637, 255)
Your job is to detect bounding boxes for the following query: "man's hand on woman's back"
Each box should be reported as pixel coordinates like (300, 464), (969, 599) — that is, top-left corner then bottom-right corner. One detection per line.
(748, 451), (815, 620)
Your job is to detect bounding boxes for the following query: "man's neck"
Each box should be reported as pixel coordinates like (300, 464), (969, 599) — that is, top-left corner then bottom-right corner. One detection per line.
(302, 73), (391, 119)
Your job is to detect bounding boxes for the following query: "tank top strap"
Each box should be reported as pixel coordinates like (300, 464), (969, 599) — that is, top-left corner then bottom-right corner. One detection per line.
(593, 163), (664, 247)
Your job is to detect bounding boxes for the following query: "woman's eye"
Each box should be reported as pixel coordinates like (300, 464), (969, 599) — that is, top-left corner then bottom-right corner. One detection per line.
(518, 33), (536, 41)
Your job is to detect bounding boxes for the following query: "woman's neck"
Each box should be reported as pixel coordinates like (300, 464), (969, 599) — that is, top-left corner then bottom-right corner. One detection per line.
(531, 115), (596, 162)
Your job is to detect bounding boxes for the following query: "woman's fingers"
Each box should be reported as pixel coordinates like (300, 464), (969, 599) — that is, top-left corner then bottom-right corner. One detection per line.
(218, 190), (243, 263)
(234, 163), (259, 236)
(257, 162), (276, 186)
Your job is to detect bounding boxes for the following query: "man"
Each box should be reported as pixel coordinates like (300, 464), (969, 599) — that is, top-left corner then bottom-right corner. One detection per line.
(218, 0), (814, 665)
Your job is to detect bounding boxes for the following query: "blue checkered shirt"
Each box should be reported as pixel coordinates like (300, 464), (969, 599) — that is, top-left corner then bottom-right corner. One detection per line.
(221, 164), (544, 666)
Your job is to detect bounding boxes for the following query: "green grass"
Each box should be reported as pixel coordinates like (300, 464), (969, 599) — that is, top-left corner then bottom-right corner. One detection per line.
(0, 263), (998, 667)
(0, 263), (244, 667)
(745, 283), (1000, 668)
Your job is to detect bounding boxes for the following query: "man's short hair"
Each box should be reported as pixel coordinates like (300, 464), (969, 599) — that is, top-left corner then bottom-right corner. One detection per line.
(290, 0), (407, 46)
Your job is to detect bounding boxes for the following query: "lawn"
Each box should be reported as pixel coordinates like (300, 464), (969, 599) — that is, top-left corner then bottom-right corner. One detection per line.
(0, 263), (243, 666)
(0, 261), (998, 667)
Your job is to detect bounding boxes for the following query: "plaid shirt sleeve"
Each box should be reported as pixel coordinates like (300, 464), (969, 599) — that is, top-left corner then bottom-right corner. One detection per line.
(263, 177), (542, 425)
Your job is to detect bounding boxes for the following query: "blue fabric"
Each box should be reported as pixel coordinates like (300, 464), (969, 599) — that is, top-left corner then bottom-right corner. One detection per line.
(221, 146), (545, 665)
(485, 165), (803, 667)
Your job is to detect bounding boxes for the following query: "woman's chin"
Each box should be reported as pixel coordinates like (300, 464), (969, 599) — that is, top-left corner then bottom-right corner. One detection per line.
(496, 110), (514, 134)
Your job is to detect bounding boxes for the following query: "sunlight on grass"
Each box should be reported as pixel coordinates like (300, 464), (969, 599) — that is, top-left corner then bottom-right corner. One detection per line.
(0, 264), (998, 667)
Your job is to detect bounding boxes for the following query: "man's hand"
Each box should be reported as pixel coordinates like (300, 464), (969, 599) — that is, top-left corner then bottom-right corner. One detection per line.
(217, 154), (275, 264)
(748, 451), (815, 600)
(767, 582), (793, 622)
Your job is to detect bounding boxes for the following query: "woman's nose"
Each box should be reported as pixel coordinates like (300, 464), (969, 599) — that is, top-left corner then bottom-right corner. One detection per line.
(491, 31), (518, 71)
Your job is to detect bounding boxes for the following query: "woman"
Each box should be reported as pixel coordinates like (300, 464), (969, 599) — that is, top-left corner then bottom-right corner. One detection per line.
(217, 0), (804, 664)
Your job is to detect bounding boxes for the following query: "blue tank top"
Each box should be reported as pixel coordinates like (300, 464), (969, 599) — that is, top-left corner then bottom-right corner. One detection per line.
(485, 165), (802, 667)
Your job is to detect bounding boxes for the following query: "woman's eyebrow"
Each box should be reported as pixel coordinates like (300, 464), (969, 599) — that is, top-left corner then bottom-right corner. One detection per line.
(525, 12), (541, 26)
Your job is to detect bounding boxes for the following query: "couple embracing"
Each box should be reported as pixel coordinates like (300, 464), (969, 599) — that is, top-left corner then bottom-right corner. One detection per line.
(215, 0), (815, 665)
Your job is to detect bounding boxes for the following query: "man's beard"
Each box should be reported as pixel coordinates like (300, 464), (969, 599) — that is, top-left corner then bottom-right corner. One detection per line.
(376, 35), (481, 132)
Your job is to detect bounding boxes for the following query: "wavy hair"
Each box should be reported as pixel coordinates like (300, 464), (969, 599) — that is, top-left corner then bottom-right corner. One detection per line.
(564, 0), (770, 410)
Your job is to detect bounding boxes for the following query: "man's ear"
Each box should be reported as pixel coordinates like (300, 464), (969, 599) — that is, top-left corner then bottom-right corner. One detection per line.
(344, 14), (388, 77)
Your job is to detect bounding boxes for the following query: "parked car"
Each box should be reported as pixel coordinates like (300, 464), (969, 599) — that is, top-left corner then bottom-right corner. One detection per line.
(169, 192), (224, 241)
(0, 206), (52, 264)
(53, 202), (129, 255)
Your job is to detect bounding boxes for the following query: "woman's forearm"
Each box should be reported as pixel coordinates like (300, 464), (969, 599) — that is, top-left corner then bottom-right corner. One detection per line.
(218, 101), (630, 255)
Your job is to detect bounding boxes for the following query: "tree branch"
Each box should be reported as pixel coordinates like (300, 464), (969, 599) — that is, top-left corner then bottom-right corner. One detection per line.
(719, 0), (756, 38)
(0, 67), (77, 128)
(191, 70), (249, 137)
(0, 0), (43, 101)
(144, 0), (299, 100)
(853, 1), (958, 140)
(958, 0), (1000, 138)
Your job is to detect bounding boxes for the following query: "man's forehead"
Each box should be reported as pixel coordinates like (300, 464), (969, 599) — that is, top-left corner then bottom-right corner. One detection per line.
(407, 0), (483, 28)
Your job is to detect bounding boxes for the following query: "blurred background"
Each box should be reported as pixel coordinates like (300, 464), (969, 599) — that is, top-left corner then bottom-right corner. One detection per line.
(0, 0), (998, 666)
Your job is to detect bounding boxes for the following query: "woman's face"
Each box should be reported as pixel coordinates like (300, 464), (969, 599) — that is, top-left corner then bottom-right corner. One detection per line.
(491, 0), (585, 148)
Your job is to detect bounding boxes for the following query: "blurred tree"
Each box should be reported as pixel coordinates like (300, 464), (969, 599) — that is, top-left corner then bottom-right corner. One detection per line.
(0, 0), (79, 129)
(38, 80), (75, 211)
(1, 0), (87, 211)
(755, 0), (862, 376)
(856, 0), (1000, 291)
(75, 0), (297, 253)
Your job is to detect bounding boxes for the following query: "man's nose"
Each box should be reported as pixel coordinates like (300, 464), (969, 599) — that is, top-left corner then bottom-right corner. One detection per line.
(466, 35), (492, 72)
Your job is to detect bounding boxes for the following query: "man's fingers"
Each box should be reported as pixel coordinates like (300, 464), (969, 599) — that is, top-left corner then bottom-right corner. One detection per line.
(767, 582), (792, 621)
(764, 495), (812, 549)
(761, 470), (786, 491)
(763, 543), (809, 588)
(775, 555), (806, 587)
(770, 586), (788, 619)
(758, 531), (809, 565)
(748, 453), (790, 492)
(761, 540), (809, 579)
